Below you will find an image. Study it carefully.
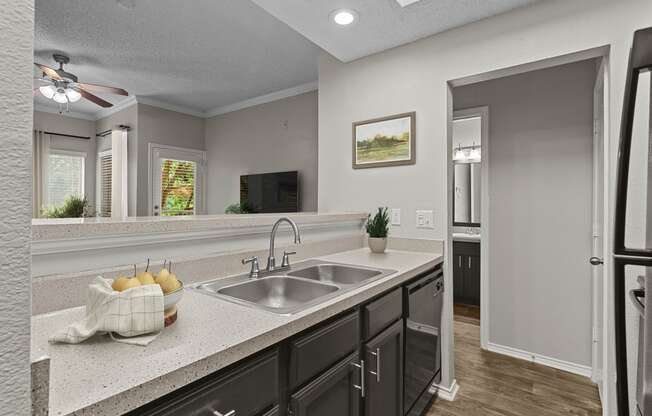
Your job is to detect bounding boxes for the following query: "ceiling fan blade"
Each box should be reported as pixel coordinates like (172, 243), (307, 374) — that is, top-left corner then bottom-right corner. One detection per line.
(77, 83), (128, 96)
(34, 63), (63, 81)
(80, 88), (113, 108)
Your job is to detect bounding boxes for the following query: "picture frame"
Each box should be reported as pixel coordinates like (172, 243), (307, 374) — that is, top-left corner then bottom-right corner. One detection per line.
(352, 111), (416, 169)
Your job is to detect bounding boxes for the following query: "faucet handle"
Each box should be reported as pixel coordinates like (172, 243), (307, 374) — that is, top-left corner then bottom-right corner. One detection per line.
(242, 256), (260, 278)
(281, 251), (296, 268)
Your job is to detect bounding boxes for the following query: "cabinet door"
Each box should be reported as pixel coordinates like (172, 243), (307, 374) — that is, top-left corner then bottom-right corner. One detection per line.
(466, 255), (481, 306)
(364, 320), (403, 416)
(290, 352), (362, 416)
(453, 254), (465, 303)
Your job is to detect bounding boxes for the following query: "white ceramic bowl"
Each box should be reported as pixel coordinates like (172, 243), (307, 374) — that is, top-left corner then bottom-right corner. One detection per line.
(163, 280), (184, 310)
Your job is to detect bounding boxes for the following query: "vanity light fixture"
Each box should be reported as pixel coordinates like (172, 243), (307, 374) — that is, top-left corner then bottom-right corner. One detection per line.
(331, 9), (358, 26)
(468, 143), (481, 162)
(453, 145), (466, 162)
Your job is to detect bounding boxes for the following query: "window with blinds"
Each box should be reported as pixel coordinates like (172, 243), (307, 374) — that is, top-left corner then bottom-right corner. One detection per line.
(46, 152), (85, 207)
(97, 153), (112, 217)
(160, 158), (196, 216)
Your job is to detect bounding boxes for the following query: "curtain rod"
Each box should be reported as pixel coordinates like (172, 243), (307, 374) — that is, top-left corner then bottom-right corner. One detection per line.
(45, 131), (91, 140)
(96, 125), (131, 138)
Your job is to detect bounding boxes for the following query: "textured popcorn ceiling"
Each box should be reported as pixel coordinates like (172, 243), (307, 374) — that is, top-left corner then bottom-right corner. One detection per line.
(34, 0), (321, 115)
(253, 0), (543, 62)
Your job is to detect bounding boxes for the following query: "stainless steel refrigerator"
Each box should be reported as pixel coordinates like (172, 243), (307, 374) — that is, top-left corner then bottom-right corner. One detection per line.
(615, 26), (652, 416)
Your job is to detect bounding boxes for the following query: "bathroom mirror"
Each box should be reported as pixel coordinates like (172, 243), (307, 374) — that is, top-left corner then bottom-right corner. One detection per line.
(452, 115), (482, 227)
(454, 162), (481, 226)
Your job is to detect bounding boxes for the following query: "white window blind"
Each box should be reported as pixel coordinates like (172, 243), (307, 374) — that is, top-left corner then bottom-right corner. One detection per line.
(98, 152), (112, 217)
(46, 151), (85, 207)
(160, 158), (196, 216)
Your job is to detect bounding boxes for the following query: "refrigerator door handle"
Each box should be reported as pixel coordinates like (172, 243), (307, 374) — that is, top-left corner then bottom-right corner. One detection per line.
(630, 288), (645, 316)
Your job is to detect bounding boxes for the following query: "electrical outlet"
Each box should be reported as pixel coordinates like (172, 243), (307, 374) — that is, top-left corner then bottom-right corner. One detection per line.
(416, 210), (434, 229)
(391, 209), (401, 226)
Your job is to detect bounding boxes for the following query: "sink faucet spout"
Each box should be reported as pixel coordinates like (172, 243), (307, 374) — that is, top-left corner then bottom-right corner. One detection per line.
(267, 217), (301, 272)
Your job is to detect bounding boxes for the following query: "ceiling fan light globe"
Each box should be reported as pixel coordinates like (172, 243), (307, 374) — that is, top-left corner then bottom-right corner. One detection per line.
(39, 85), (56, 99)
(53, 91), (68, 104)
(66, 88), (81, 102)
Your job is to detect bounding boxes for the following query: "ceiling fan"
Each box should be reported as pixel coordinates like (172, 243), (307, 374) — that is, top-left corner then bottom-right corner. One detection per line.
(34, 54), (128, 110)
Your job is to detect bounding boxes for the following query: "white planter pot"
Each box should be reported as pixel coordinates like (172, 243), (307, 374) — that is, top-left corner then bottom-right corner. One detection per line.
(368, 237), (387, 254)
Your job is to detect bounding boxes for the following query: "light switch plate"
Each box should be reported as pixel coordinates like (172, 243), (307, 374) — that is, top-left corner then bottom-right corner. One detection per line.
(416, 210), (434, 229)
(391, 208), (401, 226)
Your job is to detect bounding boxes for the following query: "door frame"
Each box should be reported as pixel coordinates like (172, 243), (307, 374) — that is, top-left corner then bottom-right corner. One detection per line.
(446, 48), (612, 407)
(148, 143), (207, 216)
(452, 106), (490, 349)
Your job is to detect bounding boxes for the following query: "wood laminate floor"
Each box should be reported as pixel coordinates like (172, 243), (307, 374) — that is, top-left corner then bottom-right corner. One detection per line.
(426, 315), (602, 416)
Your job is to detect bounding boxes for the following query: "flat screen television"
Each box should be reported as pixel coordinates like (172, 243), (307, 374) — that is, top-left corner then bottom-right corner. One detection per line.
(240, 171), (299, 213)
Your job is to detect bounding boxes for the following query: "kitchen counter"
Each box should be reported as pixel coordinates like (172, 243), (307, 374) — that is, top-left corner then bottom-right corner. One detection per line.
(452, 232), (481, 242)
(31, 248), (442, 416)
(32, 212), (366, 241)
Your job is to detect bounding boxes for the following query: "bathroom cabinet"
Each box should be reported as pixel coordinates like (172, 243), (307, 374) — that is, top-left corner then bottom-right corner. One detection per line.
(453, 241), (481, 306)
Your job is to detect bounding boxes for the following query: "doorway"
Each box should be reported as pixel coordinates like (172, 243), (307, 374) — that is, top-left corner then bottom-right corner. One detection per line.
(148, 143), (206, 216)
(444, 53), (609, 414)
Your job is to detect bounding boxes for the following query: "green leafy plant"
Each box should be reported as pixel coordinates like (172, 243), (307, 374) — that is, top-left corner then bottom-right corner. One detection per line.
(366, 207), (390, 238)
(42, 195), (93, 218)
(225, 201), (256, 214)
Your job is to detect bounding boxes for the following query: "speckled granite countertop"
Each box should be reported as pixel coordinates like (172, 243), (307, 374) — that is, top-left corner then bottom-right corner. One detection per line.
(32, 212), (367, 240)
(31, 248), (442, 416)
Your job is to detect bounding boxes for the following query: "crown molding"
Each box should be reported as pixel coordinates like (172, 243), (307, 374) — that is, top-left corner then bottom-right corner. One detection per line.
(93, 95), (138, 120)
(34, 81), (319, 122)
(34, 104), (97, 121)
(205, 81), (318, 118)
(136, 96), (206, 118)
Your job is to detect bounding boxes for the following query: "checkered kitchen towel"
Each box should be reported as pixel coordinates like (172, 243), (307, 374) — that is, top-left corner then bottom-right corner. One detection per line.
(49, 276), (164, 346)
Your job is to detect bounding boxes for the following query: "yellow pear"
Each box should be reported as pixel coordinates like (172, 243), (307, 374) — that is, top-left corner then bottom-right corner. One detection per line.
(123, 277), (142, 291)
(158, 268), (170, 280)
(112, 276), (130, 292)
(159, 273), (180, 294)
(155, 273), (169, 286)
(136, 271), (156, 285)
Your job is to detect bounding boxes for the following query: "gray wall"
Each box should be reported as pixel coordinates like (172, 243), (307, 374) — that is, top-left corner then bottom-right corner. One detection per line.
(96, 104), (139, 216)
(316, 0), (652, 397)
(0, 0), (33, 413)
(205, 91), (318, 214)
(454, 59), (596, 367)
(137, 104), (205, 216)
(33, 111), (97, 207)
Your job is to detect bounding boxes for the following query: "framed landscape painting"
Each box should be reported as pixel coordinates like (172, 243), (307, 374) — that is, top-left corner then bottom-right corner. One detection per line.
(352, 111), (416, 169)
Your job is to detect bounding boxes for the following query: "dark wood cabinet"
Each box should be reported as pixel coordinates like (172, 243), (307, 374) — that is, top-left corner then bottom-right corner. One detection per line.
(128, 350), (279, 416)
(289, 352), (362, 416)
(453, 241), (481, 306)
(364, 320), (403, 416)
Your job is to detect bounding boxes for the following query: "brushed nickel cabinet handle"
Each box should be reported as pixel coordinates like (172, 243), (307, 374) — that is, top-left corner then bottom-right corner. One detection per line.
(351, 360), (365, 397)
(369, 348), (381, 382)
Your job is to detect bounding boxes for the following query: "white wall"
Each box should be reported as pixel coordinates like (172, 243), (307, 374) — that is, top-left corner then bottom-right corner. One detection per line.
(453, 117), (481, 148)
(205, 91), (318, 214)
(0, 0), (33, 414)
(317, 0), (652, 406)
(454, 59), (596, 367)
(33, 111), (97, 207)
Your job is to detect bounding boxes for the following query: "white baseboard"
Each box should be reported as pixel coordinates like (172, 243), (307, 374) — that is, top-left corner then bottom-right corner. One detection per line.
(429, 379), (459, 401)
(487, 342), (593, 378)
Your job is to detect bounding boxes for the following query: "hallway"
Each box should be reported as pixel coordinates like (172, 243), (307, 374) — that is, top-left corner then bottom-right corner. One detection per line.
(427, 315), (602, 416)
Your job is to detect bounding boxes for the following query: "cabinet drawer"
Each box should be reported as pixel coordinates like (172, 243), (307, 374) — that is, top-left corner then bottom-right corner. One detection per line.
(453, 241), (480, 256)
(289, 311), (360, 390)
(362, 288), (402, 341)
(134, 350), (278, 416)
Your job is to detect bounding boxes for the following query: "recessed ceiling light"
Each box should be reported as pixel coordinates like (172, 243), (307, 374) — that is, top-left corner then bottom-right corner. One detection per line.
(395, 0), (422, 7)
(331, 9), (358, 26)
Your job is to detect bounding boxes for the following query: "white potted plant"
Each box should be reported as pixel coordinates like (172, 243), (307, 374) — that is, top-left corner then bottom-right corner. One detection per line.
(366, 207), (390, 254)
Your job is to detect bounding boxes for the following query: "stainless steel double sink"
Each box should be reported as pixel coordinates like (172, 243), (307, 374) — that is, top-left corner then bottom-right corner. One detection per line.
(191, 260), (396, 315)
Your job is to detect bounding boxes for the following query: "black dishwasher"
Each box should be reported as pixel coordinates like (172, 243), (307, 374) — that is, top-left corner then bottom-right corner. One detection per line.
(403, 268), (444, 416)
